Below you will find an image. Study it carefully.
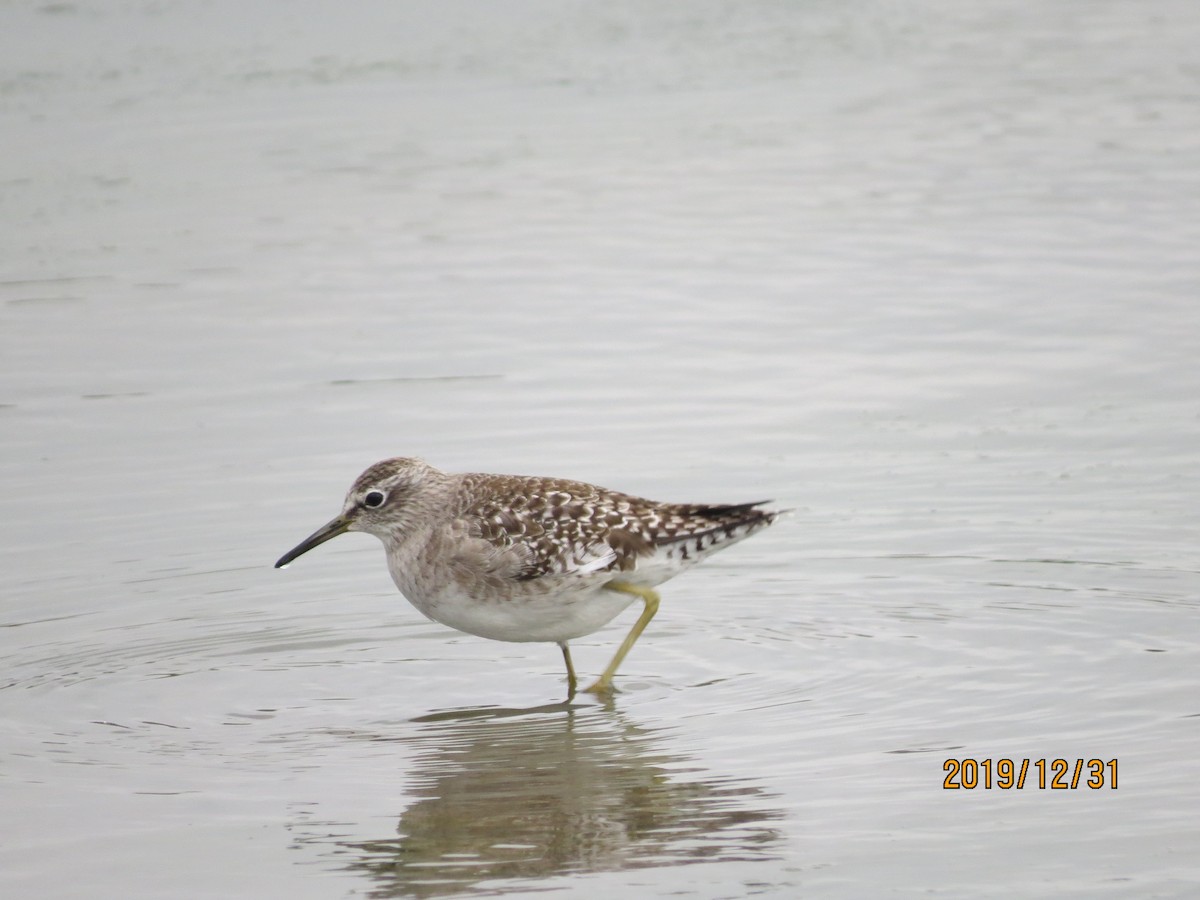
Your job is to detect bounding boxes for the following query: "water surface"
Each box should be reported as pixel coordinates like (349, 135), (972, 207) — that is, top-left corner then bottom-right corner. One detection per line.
(2, 1), (1198, 897)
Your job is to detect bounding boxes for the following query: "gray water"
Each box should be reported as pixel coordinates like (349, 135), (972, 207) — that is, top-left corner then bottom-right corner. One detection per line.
(2, 1), (1198, 897)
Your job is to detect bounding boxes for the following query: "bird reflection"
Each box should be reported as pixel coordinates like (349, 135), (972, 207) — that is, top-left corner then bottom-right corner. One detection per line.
(304, 702), (781, 898)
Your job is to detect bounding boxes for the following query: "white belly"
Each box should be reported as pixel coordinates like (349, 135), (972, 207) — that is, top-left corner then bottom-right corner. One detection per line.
(400, 581), (639, 643)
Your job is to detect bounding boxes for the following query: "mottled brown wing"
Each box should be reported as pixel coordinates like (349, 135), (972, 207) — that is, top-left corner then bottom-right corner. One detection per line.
(459, 474), (655, 581)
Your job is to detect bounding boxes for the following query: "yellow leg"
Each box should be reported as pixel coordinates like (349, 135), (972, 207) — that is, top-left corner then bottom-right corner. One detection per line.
(559, 641), (577, 699)
(583, 582), (661, 695)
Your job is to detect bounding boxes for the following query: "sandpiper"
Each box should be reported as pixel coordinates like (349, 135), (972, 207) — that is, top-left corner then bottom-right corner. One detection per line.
(275, 457), (779, 697)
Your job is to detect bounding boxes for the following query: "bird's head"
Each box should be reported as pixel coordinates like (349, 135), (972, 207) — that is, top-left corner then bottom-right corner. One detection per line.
(274, 457), (436, 568)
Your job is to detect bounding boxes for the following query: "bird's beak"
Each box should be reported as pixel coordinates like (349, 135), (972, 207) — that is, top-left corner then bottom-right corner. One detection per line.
(274, 513), (353, 568)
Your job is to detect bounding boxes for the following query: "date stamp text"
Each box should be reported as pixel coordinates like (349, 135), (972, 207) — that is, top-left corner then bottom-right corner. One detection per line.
(943, 758), (1118, 790)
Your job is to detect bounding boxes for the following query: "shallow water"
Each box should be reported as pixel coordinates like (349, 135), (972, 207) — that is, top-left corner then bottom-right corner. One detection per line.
(2, 1), (1199, 897)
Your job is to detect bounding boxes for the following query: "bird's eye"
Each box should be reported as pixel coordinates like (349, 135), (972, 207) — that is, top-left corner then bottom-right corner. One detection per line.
(363, 490), (387, 509)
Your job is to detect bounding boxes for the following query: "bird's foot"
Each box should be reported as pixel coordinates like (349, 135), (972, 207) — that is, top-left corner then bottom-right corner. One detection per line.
(581, 677), (619, 696)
